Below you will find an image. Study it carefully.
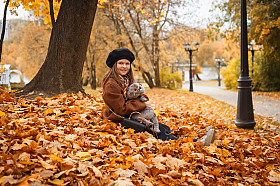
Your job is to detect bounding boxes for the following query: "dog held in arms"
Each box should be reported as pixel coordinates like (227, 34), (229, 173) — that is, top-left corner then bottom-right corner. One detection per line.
(126, 83), (161, 133)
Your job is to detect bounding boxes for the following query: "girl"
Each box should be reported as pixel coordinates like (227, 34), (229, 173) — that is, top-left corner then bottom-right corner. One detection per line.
(102, 48), (147, 123)
(102, 48), (215, 145)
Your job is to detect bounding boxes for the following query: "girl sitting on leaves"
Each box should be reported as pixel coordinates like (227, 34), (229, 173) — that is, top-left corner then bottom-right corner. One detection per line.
(102, 48), (215, 145)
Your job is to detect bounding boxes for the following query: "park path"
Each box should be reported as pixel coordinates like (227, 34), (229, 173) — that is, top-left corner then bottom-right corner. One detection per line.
(182, 81), (280, 123)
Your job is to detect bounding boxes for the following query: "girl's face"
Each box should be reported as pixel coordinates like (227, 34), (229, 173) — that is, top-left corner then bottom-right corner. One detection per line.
(116, 59), (131, 76)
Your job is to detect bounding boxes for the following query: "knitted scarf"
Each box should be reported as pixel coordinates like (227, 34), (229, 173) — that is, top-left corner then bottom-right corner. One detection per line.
(119, 74), (129, 90)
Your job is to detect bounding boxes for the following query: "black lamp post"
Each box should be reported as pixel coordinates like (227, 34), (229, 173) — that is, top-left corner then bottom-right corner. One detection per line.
(248, 41), (262, 78)
(215, 57), (224, 86)
(235, 0), (256, 129)
(184, 42), (199, 92)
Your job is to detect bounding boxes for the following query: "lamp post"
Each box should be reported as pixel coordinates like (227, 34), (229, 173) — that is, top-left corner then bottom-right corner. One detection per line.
(183, 42), (199, 92)
(248, 41), (262, 78)
(235, 0), (256, 129)
(215, 57), (224, 86)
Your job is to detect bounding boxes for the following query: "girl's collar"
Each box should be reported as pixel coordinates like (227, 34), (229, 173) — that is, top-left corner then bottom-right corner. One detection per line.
(118, 74), (129, 90)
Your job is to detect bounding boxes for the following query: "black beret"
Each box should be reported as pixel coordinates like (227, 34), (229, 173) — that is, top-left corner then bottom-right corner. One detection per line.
(106, 48), (135, 68)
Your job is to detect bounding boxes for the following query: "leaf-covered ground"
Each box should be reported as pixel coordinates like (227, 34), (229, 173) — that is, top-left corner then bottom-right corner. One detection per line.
(0, 88), (279, 186)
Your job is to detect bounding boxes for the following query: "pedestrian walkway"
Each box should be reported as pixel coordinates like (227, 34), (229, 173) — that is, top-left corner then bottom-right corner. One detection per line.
(182, 81), (280, 123)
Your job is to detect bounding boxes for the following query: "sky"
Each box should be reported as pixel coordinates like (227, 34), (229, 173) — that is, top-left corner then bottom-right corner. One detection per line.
(193, 0), (217, 28)
(0, 0), (216, 26)
(0, 2), (30, 20)
(199, 0), (214, 17)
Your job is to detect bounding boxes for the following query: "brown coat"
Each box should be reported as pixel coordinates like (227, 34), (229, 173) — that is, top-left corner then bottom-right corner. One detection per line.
(102, 78), (147, 123)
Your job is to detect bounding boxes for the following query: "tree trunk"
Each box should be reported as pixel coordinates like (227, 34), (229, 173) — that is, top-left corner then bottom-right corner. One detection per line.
(196, 74), (201, 80)
(91, 64), (96, 90)
(153, 25), (161, 88)
(90, 53), (96, 90)
(0, 0), (10, 63)
(142, 71), (154, 88)
(16, 0), (98, 99)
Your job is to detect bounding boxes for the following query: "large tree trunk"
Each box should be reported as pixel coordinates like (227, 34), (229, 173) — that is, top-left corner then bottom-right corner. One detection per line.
(0, 0), (10, 62)
(16, 0), (98, 99)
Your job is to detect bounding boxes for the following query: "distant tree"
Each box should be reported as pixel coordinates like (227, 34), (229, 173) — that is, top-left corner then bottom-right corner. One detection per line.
(210, 0), (280, 91)
(101, 0), (197, 88)
(19, 22), (51, 80)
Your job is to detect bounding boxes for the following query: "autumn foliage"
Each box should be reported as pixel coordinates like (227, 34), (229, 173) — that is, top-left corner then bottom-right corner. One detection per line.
(0, 87), (279, 185)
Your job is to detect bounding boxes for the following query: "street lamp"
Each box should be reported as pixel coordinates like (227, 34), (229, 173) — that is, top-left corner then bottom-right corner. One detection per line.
(215, 57), (224, 86)
(183, 42), (199, 92)
(235, 0), (256, 129)
(248, 41), (262, 78)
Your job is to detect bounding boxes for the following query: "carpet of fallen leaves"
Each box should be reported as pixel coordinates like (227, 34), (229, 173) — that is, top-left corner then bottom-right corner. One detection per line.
(0, 87), (280, 186)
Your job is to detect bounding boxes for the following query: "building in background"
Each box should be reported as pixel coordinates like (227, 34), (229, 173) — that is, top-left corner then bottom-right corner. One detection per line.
(0, 19), (11, 39)
(0, 64), (11, 90)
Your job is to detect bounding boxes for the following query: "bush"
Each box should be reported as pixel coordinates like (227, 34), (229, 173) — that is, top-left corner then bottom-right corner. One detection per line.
(221, 58), (240, 90)
(11, 82), (25, 90)
(221, 53), (262, 91)
(160, 67), (182, 90)
(256, 49), (280, 91)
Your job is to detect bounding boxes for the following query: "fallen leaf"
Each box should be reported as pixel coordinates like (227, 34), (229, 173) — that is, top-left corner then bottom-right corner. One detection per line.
(48, 179), (64, 185)
(115, 168), (136, 178)
(76, 152), (91, 158)
(133, 160), (148, 176)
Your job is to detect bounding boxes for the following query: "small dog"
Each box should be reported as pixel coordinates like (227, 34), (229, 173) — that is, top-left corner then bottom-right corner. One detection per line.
(126, 83), (161, 133)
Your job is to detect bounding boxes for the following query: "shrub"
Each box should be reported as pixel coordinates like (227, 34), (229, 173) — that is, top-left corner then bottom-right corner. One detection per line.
(221, 52), (262, 91)
(256, 49), (280, 91)
(221, 57), (240, 90)
(160, 67), (182, 90)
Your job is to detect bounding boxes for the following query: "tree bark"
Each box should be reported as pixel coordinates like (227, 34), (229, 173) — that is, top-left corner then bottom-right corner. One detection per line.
(17, 0), (98, 98)
(91, 64), (96, 90)
(153, 24), (161, 88)
(0, 0), (10, 63)
(49, 0), (56, 28)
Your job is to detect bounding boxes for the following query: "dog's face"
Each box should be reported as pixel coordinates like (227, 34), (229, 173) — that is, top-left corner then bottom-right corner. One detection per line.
(126, 83), (145, 99)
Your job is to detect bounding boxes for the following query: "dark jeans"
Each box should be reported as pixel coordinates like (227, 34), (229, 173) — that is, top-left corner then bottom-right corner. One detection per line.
(155, 123), (178, 140)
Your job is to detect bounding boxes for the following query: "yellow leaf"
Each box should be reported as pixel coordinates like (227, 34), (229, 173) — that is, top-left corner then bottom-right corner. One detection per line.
(127, 156), (133, 162)
(110, 136), (122, 146)
(19, 160), (35, 165)
(0, 176), (7, 184)
(0, 111), (5, 117)
(93, 132), (109, 137)
(48, 179), (64, 185)
(217, 148), (231, 158)
(99, 0), (107, 4)
(115, 157), (123, 162)
(154, 109), (161, 116)
(127, 128), (135, 134)
(44, 108), (53, 115)
(223, 139), (228, 145)
(115, 163), (131, 169)
(51, 155), (64, 163)
(76, 152), (91, 158)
